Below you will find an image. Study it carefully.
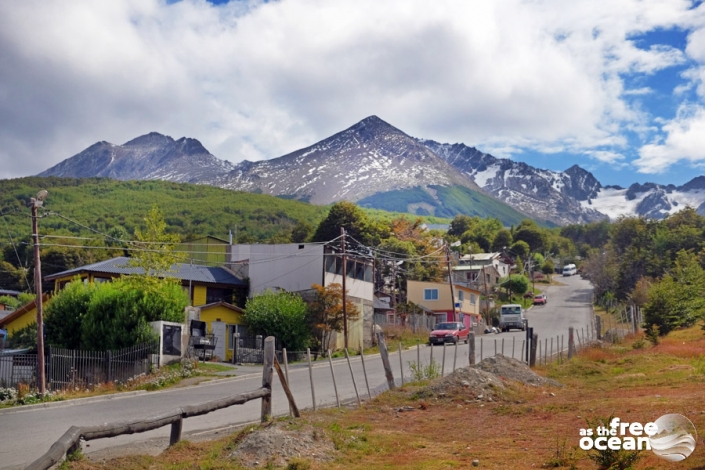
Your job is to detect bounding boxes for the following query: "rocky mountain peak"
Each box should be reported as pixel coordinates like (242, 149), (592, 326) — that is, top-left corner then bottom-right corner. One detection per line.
(123, 132), (174, 148)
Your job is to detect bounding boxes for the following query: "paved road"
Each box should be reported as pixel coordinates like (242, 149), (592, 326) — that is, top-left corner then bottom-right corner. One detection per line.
(0, 276), (593, 469)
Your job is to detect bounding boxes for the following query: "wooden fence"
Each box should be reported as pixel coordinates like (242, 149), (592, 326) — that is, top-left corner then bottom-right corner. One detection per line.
(27, 336), (280, 470)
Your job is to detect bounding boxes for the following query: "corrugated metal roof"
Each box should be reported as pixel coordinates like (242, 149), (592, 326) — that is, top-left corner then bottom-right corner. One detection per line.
(0, 289), (21, 297)
(44, 257), (245, 286)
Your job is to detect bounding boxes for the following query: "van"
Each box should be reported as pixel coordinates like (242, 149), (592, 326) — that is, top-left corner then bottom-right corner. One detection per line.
(562, 264), (577, 276)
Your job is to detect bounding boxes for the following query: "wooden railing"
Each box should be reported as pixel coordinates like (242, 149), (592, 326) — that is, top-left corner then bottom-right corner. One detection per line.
(27, 337), (279, 470)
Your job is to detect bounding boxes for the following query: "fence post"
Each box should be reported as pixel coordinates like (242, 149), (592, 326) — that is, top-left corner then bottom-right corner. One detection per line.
(376, 332), (395, 390)
(307, 348), (316, 411)
(261, 336), (275, 422)
(232, 333), (240, 365)
(106, 350), (112, 384)
(595, 316), (602, 341)
(568, 327), (575, 359)
(170, 418), (183, 446)
(530, 332), (538, 367)
(256, 335), (263, 350)
(47, 345), (52, 391)
(468, 332), (475, 365)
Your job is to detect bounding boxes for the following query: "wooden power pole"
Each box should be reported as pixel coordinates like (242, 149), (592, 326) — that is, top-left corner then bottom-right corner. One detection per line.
(31, 190), (47, 396)
(446, 244), (457, 321)
(341, 227), (348, 349)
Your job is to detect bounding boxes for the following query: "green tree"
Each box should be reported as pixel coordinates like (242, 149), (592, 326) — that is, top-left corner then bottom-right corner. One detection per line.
(513, 224), (548, 253)
(80, 278), (188, 351)
(44, 278), (95, 349)
(308, 283), (360, 352)
(0, 295), (19, 309)
(291, 221), (313, 243)
(312, 201), (375, 244)
(500, 274), (530, 298)
(491, 229), (513, 252)
(643, 250), (705, 335)
(510, 240), (530, 259)
(8, 322), (37, 350)
(244, 290), (310, 351)
(541, 259), (555, 281)
(128, 205), (184, 281)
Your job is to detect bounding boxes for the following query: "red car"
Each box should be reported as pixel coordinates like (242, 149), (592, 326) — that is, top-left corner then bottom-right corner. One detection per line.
(533, 294), (547, 305)
(429, 322), (470, 345)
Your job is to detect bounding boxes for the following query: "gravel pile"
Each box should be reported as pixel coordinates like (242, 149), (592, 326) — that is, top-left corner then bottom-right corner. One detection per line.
(230, 422), (335, 468)
(474, 355), (563, 387)
(418, 354), (563, 401)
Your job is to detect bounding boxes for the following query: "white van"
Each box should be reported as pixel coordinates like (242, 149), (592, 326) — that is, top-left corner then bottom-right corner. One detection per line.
(562, 264), (577, 276)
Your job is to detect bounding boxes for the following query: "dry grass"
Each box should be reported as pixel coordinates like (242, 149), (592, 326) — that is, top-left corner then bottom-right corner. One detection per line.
(63, 327), (705, 470)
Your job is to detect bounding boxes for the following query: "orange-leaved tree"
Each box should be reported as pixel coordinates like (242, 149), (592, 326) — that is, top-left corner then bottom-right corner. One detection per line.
(308, 283), (360, 352)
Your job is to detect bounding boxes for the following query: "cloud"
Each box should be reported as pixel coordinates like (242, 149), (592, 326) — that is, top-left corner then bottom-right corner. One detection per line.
(0, 0), (702, 178)
(584, 150), (626, 164)
(635, 104), (705, 173)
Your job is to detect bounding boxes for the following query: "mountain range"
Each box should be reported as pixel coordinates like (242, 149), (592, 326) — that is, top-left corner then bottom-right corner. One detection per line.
(39, 116), (705, 226)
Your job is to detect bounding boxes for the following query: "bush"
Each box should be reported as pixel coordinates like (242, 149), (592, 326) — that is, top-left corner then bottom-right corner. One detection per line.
(245, 290), (310, 351)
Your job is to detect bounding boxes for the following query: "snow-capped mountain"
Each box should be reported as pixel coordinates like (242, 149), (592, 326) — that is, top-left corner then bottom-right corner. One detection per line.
(422, 140), (605, 225)
(38, 116), (705, 225)
(213, 116), (482, 204)
(39, 132), (234, 183)
(583, 179), (705, 220)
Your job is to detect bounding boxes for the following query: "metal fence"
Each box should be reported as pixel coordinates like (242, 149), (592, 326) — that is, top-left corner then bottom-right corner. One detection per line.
(232, 335), (311, 364)
(0, 341), (158, 391)
(373, 312), (437, 331)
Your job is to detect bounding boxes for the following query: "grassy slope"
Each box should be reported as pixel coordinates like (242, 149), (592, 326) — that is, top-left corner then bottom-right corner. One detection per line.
(0, 177), (450, 244)
(358, 185), (545, 227)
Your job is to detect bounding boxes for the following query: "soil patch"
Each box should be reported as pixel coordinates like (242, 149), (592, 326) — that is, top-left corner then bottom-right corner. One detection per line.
(230, 421), (336, 468)
(474, 355), (563, 387)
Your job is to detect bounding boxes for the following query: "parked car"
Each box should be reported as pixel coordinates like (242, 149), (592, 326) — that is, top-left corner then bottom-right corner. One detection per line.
(533, 293), (547, 305)
(523, 291), (535, 299)
(429, 322), (470, 345)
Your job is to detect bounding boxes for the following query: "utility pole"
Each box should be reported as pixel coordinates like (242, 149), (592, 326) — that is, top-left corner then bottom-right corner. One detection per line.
(482, 264), (490, 325)
(31, 190), (48, 396)
(446, 244), (457, 322)
(341, 227), (348, 349)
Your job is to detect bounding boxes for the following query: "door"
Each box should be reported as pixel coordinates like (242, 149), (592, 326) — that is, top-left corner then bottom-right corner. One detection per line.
(211, 321), (226, 361)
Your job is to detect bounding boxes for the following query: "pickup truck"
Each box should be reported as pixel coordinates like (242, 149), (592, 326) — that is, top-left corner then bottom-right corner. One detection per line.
(499, 304), (526, 332)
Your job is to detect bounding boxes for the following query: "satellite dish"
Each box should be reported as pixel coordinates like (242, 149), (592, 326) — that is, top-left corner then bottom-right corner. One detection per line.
(36, 190), (48, 201)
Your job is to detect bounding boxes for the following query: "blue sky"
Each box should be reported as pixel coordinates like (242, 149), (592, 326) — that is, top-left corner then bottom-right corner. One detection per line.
(2, 0), (705, 189)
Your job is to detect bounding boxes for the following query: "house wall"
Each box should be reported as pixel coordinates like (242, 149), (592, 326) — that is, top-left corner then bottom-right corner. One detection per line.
(230, 244), (325, 295)
(407, 281), (481, 317)
(3, 307), (36, 335)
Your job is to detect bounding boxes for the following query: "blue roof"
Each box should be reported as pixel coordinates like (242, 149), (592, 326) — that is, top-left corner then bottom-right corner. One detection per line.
(44, 257), (245, 286)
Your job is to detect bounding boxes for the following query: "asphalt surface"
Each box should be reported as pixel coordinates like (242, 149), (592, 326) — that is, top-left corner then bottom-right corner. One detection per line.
(0, 275), (593, 469)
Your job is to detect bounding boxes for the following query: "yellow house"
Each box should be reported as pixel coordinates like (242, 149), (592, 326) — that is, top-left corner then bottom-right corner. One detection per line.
(0, 293), (50, 336)
(0, 257), (250, 360)
(407, 280), (481, 327)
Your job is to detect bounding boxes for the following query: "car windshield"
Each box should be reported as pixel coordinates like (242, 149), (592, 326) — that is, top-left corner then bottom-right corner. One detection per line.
(435, 323), (459, 330)
(536, 294), (545, 299)
(501, 306), (521, 315)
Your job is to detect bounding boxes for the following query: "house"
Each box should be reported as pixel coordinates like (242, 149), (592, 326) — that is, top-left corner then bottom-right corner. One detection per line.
(177, 236), (229, 265)
(373, 291), (395, 324)
(228, 243), (375, 348)
(0, 293), (50, 336)
(406, 280), (482, 330)
(2, 257), (249, 361)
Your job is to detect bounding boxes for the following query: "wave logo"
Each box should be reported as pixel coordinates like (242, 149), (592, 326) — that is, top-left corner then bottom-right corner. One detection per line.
(649, 414), (698, 462)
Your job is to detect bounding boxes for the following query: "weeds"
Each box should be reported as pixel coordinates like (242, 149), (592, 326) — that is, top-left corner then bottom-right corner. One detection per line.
(645, 324), (660, 345)
(408, 359), (441, 381)
(583, 414), (643, 470)
(543, 435), (577, 469)
(692, 355), (705, 376)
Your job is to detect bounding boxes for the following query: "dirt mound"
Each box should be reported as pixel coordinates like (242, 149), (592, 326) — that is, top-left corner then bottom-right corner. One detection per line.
(230, 422), (335, 468)
(420, 366), (506, 401)
(474, 355), (563, 387)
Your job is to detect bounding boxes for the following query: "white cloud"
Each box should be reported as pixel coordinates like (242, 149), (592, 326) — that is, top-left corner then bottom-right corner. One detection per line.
(0, 0), (702, 178)
(584, 150), (626, 164)
(623, 87), (653, 95)
(635, 104), (705, 173)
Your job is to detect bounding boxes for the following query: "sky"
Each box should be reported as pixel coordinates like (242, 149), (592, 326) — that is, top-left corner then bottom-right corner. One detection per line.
(2, 0), (705, 187)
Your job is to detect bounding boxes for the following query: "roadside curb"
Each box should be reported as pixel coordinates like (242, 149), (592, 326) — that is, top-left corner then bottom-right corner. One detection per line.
(0, 389), (149, 416)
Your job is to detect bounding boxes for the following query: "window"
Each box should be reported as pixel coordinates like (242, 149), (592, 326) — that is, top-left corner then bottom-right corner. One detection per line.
(470, 293), (476, 304)
(458, 291), (464, 302)
(424, 289), (439, 301)
(206, 287), (232, 304)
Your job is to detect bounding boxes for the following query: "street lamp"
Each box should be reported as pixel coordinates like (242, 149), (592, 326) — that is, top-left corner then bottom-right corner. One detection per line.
(31, 190), (47, 396)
